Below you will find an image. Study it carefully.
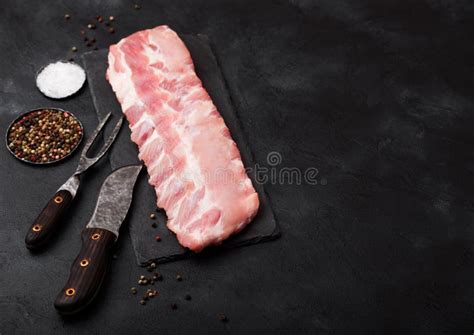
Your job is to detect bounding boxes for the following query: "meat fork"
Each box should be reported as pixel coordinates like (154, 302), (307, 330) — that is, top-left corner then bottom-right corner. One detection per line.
(25, 112), (123, 250)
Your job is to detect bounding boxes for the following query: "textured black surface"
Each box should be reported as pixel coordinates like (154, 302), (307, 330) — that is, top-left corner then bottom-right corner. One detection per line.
(1, 1), (474, 334)
(82, 35), (279, 265)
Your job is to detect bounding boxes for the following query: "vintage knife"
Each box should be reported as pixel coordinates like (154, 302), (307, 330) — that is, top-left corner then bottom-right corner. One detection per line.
(54, 164), (142, 315)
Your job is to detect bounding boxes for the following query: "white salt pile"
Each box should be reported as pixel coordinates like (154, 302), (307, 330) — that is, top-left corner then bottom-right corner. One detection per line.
(36, 61), (86, 99)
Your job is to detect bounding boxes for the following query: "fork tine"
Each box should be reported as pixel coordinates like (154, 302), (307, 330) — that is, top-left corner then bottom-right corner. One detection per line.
(92, 116), (123, 160)
(80, 112), (112, 156)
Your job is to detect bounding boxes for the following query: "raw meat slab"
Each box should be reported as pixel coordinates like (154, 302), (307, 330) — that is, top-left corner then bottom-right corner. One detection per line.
(82, 34), (279, 265)
(107, 26), (260, 252)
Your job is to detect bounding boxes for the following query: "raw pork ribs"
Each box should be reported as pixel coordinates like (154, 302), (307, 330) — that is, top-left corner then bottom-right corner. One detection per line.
(107, 25), (259, 252)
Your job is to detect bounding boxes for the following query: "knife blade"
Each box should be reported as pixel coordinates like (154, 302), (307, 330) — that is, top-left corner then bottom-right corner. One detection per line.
(54, 164), (142, 315)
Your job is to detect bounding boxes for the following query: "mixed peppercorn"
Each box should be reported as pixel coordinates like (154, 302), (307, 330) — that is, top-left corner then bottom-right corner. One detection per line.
(130, 268), (227, 322)
(7, 109), (83, 163)
(63, 4), (142, 60)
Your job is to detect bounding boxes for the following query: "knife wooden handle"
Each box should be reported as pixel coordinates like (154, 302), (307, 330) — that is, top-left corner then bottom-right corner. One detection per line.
(54, 228), (116, 315)
(25, 189), (73, 250)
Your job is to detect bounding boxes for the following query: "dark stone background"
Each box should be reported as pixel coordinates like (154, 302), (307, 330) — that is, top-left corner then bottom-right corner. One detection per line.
(1, 1), (474, 334)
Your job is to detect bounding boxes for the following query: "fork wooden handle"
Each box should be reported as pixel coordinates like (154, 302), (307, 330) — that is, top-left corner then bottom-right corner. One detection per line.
(25, 190), (73, 250)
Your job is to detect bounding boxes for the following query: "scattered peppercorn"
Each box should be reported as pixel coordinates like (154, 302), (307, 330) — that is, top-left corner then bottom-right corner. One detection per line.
(131, 287), (137, 294)
(108, 27), (115, 34)
(109, 16), (115, 22)
(185, 294), (191, 301)
(94, 47), (99, 51)
(140, 299), (146, 305)
(71, 46), (78, 52)
(7, 109), (83, 163)
(176, 274), (183, 281)
(171, 303), (177, 310)
(90, 38), (96, 44)
(218, 314), (228, 323)
(86, 42), (92, 47)
(151, 222), (157, 228)
(96, 15), (104, 23)
(140, 275), (146, 280)
(68, 58), (75, 62)
(153, 273), (163, 281)
(150, 213), (156, 219)
(80, 30), (86, 35)
(84, 36), (89, 41)
(146, 288), (158, 298)
(134, 4), (141, 10)
(87, 23), (96, 29)
(155, 235), (161, 242)
(64, 14), (71, 20)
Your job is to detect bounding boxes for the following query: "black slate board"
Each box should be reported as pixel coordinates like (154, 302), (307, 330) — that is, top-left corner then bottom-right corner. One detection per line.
(82, 34), (280, 266)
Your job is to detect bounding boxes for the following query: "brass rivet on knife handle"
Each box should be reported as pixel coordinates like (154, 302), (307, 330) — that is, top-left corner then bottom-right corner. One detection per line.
(54, 196), (64, 204)
(32, 224), (42, 232)
(80, 259), (89, 267)
(65, 288), (76, 296)
(91, 233), (101, 240)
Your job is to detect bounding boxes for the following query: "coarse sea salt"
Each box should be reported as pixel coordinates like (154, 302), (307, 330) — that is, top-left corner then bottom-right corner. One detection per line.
(36, 61), (86, 99)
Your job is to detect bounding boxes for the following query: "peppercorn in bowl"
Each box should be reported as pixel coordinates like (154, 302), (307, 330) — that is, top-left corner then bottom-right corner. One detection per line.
(6, 108), (83, 164)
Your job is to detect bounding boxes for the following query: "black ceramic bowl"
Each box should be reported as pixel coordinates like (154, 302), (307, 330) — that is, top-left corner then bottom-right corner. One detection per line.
(5, 108), (84, 165)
